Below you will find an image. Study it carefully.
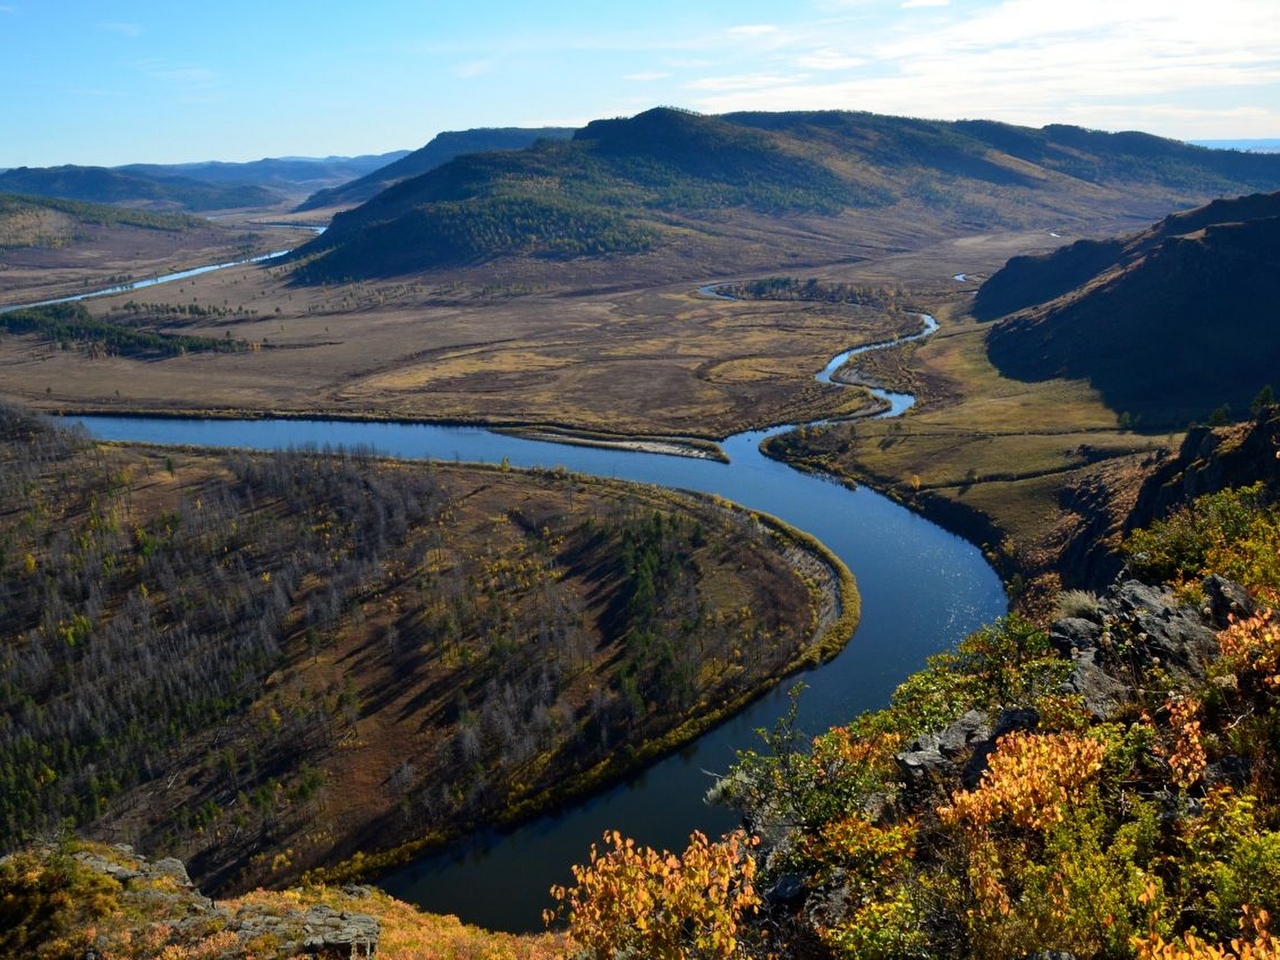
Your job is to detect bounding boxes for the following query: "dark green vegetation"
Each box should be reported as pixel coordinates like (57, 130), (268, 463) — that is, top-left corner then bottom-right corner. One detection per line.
(716, 276), (901, 311)
(983, 191), (1280, 428)
(293, 195), (660, 279)
(289, 107), (1280, 282)
(0, 166), (277, 212)
(0, 401), (846, 894)
(0, 193), (203, 240)
(692, 460), (1280, 959)
(295, 127), (575, 211)
(0, 303), (248, 357)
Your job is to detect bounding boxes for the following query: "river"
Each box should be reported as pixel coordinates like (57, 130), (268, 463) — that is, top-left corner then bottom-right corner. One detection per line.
(54, 264), (1006, 932)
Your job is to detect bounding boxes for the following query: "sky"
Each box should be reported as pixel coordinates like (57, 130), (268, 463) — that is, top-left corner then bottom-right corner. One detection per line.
(2, 0), (1279, 168)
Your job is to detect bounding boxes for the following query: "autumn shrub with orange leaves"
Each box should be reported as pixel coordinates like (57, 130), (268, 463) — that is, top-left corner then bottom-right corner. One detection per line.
(546, 829), (761, 960)
(1219, 610), (1280, 690)
(629, 480), (1280, 960)
(937, 730), (1163, 959)
(1135, 884), (1277, 960)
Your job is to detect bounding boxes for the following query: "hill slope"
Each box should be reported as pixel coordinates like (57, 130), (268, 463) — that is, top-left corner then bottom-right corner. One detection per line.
(982, 191), (1280, 427)
(294, 127), (575, 211)
(0, 400), (852, 895)
(0, 191), (203, 244)
(0, 165), (278, 212)
(289, 107), (1280, 283)
(120, 151), (408, 198)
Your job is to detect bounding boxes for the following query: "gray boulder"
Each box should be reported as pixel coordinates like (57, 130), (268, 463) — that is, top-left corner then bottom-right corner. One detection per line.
(896, 709), (992, 788)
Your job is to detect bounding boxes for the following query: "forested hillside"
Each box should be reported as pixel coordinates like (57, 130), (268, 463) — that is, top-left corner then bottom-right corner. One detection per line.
(0, 166), (276, 212)
(983, 191), (1280, 427)
(289, 107), (1280, 283)
(0, 401), (851, 894)
(295, 127), (574, 211)
(0, 192), (203, 242)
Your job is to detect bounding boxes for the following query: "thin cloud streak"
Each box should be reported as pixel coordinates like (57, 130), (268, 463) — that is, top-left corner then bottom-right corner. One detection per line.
(686, 73), (812, 92)
(681, 0), (1280, 139)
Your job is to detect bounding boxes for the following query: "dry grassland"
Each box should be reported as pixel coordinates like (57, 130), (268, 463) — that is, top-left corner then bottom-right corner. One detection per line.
(0, 253), (937, 439)
(2, 218), (1165, 606)
(767, 287), (1175, 607)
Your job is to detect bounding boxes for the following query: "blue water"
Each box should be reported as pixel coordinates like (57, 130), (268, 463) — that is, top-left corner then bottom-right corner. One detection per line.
(0, 250), (293, 315)
(59, 263), (1004, 933)
(68, 405), (1006, 931)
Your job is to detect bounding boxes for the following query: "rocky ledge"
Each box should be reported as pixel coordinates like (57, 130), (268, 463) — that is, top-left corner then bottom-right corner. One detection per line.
(70, 845), (380, 958)
(895, 574), (1252, 791)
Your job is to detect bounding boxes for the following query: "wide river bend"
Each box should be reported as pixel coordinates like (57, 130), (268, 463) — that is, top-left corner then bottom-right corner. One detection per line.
(61, 284), (1006, 932)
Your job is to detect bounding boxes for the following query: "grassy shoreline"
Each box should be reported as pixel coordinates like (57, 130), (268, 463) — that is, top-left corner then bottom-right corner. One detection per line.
(305, 497), (859, 889)
(1, 406), (859, 899)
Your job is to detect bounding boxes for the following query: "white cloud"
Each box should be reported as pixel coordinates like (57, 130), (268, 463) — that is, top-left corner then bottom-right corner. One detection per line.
(664, 57), (716, 69)
(679, 0), (1280, 138)
(686, 73), (810, 93)
(454, 58), (498, 78)
(797, 49), (867, 71)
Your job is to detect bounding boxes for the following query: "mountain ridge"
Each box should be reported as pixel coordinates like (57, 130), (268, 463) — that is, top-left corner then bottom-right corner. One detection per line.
(0, 152), (408, 212)
(982, 190), (1280, 427)
(288, 107), (1280, 284)
(0, 165), (277, 212)
(293, 127), (576, 212)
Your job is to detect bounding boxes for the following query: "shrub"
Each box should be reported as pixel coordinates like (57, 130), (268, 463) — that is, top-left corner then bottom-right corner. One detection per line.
(547, 829), (761, 960)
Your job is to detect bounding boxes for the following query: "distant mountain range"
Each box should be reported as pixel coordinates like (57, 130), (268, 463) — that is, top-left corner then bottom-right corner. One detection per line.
(289, 107), (1280, 283)
(0, 166), (279, 213)
(0, 152), (407, 212)
(119, 153), (407, 193)
(1191, 139), (1280, 153)
(294, 128), (575, 212)
(982, 190), (1280, 427)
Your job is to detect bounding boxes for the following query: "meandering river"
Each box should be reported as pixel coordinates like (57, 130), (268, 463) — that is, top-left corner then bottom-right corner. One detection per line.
(54, 267), (1006, 932)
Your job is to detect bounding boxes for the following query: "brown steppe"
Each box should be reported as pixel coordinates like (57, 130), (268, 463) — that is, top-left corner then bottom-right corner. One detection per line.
(1, 212), (1168, 612)
(1, 224), (1071, 444)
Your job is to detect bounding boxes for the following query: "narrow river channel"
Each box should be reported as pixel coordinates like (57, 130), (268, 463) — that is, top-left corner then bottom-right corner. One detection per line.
(50, 261), (1007, 932)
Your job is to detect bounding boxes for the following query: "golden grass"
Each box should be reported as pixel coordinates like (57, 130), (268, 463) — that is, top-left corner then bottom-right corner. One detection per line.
(767, 299), (1175, 600)
(0, 233), (1029, 441)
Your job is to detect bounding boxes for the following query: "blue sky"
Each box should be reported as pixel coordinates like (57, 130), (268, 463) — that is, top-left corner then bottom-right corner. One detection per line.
(3, 0), (1278, 167)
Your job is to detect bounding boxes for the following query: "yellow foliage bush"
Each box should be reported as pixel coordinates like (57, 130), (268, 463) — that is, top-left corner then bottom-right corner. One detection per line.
(1135, 904), (1276, 960)
(1219, 610), (1280, 689)
(547, 829), (760, 960)
(940, 731), (1105, 831)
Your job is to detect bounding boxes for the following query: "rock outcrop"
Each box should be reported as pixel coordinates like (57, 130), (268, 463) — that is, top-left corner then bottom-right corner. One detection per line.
(891, 574), (1242, 796)
(70, 845), (381, 958)
(1052, 575), (1250, 719)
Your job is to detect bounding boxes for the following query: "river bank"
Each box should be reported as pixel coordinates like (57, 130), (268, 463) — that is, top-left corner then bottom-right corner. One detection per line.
(69, 399), (1005, 931)
(2, 415), (857, 909)
(18, 247), (1005, 931)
